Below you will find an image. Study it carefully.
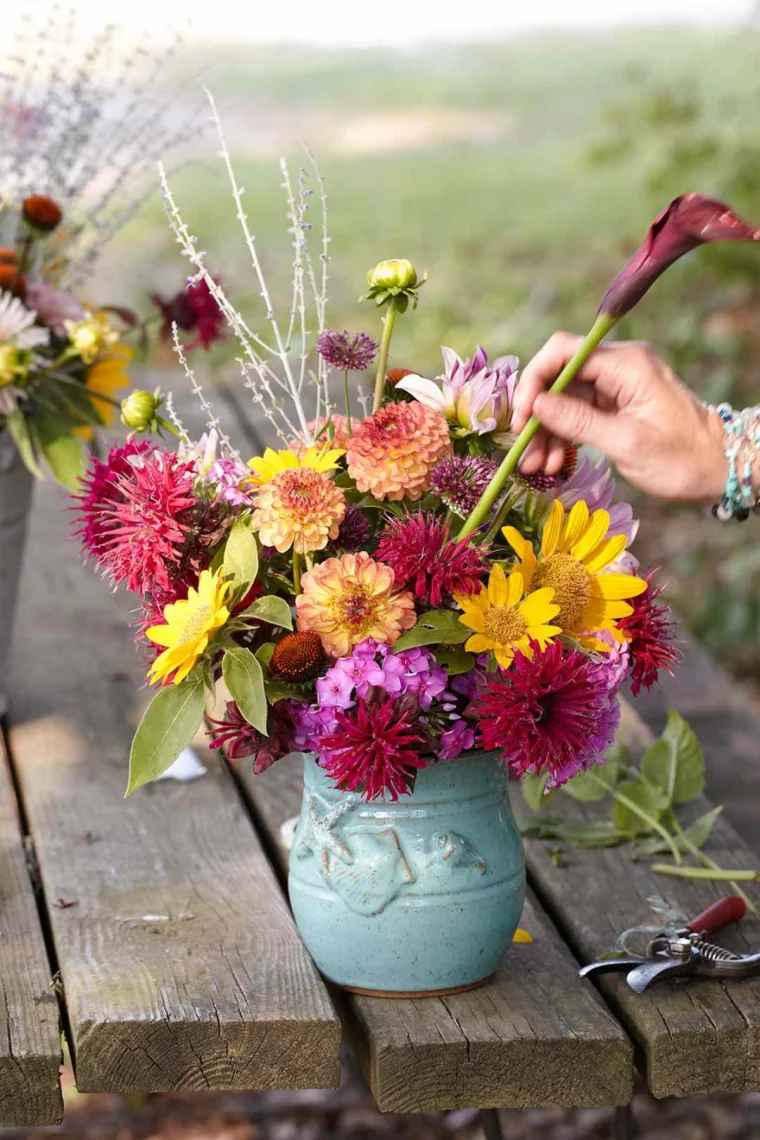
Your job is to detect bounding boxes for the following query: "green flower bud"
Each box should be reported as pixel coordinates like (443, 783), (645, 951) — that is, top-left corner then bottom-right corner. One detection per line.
(120, 389), (160, 432)
(367, 258), (417, 292)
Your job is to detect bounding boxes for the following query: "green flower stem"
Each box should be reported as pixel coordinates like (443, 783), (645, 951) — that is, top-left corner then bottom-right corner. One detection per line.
(156, 416), (182, 440)
(458, 311), (618, 539)
(372, 298), (399, 413)
(343, 369), (352, 436)
(586, 772), (682, 864)
(292, 551), (302, 595)
(670, 816), (757, 914)
(653, 863), (760, 883)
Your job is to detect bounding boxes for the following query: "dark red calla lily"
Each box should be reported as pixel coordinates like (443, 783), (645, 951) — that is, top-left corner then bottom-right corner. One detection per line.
(600, 193), (760, 318)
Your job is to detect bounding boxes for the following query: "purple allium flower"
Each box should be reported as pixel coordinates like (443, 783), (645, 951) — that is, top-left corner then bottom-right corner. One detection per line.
(328, 503), (371, 553)
(429, 455), (498, 518)
(316, 330), (378, 372)
(472, 642), (621, 788)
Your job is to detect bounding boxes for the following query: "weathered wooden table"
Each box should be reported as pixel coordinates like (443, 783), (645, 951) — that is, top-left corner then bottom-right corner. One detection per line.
(2, 375), (760, 1127)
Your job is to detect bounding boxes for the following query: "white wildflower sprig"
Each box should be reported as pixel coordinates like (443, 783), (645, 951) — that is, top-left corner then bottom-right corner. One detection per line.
(170, 325), (240, 461)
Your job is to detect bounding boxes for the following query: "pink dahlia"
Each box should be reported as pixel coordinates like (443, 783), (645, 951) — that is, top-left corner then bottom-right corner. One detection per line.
(472, 642), (621, 788)
(206, 700), (296, 773)
(375, 512), (487, 607)
(318, 692), (428, 801)
(346, 401), (452, 501)
(151, 277), (225, 351)
(77, 448), (199, 597)
(618, 571), (679, 696)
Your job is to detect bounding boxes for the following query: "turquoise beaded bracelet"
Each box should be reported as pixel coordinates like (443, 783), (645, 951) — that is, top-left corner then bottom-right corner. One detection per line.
(708, 402), (760, 522)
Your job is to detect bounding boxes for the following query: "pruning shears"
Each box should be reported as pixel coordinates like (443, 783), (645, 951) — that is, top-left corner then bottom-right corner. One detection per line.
(580, 896), (758, 993)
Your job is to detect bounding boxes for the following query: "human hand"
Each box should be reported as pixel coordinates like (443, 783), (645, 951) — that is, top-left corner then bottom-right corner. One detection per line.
(511, 333), (728, 503)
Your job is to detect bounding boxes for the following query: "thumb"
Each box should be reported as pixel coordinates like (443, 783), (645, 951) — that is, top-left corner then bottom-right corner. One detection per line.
(533, 392), (614, 451)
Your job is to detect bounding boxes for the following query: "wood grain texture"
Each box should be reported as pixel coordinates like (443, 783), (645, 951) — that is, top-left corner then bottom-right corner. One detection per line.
(0, 734), (61, 1125)
(240, 755), (633, 1112)
(7, 478), (341, 1094)
(521, 700), (760, 1100)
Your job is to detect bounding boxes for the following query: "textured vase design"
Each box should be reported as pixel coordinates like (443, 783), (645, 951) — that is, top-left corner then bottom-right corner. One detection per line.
(0, 435), (33, 717)
(289, 751), (526, 995)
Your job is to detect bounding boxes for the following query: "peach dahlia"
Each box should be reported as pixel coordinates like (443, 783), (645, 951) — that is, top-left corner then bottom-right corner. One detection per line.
(252, 467), (346, 554)
(345, 401), (452, 501)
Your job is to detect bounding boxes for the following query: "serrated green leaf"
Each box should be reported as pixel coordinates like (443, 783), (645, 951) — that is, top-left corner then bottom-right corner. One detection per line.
(126, 681), (205, 795)
(7, 410), (43, 478)
(635, 806), (724, 857)
(433, 646), (475, 675)
(239, 594), (293, 630)
(223, 647), (267, 733)
(222, 521), (259, 599)
(36, 422), (86, 490)
(613, 780), (670, 836)
(563, 753), (622, 802)
(394, 609), (469, 651)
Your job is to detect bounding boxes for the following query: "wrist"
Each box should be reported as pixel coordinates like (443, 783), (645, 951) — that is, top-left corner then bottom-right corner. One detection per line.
(700, 409), (730, 504)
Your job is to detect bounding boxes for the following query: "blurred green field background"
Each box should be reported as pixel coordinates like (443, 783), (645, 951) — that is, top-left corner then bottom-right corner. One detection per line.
(100, 25), (760, 679)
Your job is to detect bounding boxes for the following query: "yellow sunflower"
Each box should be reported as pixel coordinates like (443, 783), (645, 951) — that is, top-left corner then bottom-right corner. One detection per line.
(247, 445), (344, 486)
(146, 569), (231, 685)
(454, 563), (561, 669)
(503, 499), (647, 651)
(74, 344), (133, 440)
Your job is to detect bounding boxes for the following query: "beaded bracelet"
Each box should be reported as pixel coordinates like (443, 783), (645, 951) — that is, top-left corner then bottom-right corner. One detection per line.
(707, 402), (760, 522)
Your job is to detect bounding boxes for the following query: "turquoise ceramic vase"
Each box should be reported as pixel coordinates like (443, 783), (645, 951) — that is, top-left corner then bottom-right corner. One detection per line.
(289, 750), (525, 996)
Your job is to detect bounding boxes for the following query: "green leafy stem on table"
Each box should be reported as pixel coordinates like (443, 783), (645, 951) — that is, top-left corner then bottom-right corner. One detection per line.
(520, 709), (759, 912)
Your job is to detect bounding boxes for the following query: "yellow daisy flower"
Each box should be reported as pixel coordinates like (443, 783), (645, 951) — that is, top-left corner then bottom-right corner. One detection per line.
(146, 569), (231, 686)
(503, 499), (647, 651)
(454, 563), (561, 669)
(247, 445), (345, 486)
(75, 344), (133, 440)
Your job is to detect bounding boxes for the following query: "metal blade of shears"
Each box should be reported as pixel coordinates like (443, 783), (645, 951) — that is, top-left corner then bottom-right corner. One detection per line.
(625, 957), (696, 993)
(579, 957), (644, 980)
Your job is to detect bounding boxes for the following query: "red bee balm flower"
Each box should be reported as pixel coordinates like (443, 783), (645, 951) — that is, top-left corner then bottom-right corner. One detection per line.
(318, 695), (428, 801)
(151, 278), (225, 351)
(618, 571), (678, 696)
(376, 512), (488, 607)
(472, 642), (621, 788)
(600, 194), (760, 318)
(207, 700), (297, 773)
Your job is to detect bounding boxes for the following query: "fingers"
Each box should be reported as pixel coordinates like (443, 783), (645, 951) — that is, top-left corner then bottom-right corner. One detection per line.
(532, 391), (615, 452)
(513, 332), (584, 433)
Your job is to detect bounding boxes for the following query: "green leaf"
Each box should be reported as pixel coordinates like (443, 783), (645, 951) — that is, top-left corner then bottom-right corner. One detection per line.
(522, 770), (553, 813)
(433, 646), (475, 675)
(223, 647), (267, 734)
(7, 411), (43, 478)
(222, 521), (259, 600)
(563, 752), (623, 802)
(664, 709), (705, 805)
(518, 816), (625, 848)
(36, 423), (86, 489)
(239, 594), (293, 630)
(394, 609), (469, 651)
(613, 781), (670, 836)
(126, 681), (205, 795)
(635, 806), (724, 857)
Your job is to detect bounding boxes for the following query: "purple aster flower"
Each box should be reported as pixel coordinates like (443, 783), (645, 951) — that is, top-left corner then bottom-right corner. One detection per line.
(429, 455), (498, 518)
(316, 330), (378, 372)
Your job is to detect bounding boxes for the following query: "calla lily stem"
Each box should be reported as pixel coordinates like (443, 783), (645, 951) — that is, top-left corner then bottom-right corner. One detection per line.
(458, 311), (618, 539)
(373, 298), (399, 413)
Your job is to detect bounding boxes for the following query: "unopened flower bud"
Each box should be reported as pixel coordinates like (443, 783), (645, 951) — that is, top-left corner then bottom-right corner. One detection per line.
(22, 194), (63, 232)
(0, 264), (26, 300)
(367, 258), (418, 292)
(120, 389), (160, 432)
(0, 248), (20, 266)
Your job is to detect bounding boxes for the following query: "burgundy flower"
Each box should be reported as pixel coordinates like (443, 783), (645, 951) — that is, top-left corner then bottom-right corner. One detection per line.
(328, 503), (371, 553)
(316, 330), (378, 371)
(601, 194), (760, 318)
(318, 692), (428, 801)
(151, 278), (225, 351)
(428, 455), (498, 519)
(375, 511), (487, 607)
(471, 642), (620, 788)
(206, 700), (297, 773)
(618, 571), (679, 696)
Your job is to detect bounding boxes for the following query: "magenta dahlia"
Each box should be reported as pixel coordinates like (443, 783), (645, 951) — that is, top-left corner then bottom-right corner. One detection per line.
(472, 642), (621, 788)
(318, 693), (428, 801)
(618, 571), (679, 696)
(316, 329), (378, 371)
(375, 512), (487, 607)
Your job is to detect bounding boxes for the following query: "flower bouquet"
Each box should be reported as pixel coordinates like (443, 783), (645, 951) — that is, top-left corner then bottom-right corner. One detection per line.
(75, 113), (760, 992)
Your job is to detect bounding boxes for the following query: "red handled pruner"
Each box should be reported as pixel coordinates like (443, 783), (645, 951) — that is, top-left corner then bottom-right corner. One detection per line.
(580, 896), (755, 993)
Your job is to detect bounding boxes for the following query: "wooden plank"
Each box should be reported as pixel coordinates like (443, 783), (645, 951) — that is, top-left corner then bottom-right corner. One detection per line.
(0, 733), (62, 1125)
(7, 477), (342, 1094)
(237, 755), (633, 1112)
(521, 700), (760, 1100)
